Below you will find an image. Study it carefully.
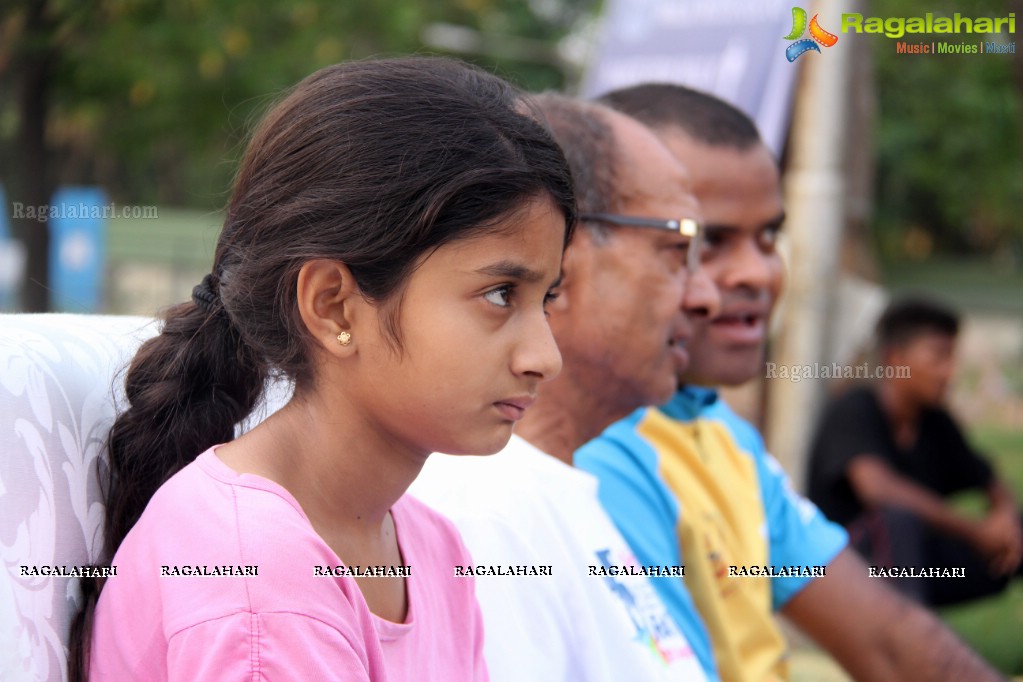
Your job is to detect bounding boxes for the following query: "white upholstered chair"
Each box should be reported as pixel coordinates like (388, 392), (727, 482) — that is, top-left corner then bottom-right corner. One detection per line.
(1, 314), (157, 681)
(0, 313), (288, 681)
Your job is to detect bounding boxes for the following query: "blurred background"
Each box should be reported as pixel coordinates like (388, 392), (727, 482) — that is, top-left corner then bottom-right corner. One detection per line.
(1, 0), (1021, 676)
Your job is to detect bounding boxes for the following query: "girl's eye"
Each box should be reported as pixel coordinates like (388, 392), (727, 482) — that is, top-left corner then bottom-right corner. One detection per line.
(484, 286), (512, 307)
(543, 290), (560, 308)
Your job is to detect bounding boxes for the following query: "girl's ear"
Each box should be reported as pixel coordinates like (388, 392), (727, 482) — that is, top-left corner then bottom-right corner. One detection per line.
(296, 259), (361, 353)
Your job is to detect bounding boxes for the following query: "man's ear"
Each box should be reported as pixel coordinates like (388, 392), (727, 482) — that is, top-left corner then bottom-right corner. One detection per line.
(295, 259), (362, 354)
(550, 229), (598, 314)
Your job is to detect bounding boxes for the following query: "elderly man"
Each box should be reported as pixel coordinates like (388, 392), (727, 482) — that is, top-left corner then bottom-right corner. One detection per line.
(577, 83), (1003, 682)
(411, 94), (718, 681)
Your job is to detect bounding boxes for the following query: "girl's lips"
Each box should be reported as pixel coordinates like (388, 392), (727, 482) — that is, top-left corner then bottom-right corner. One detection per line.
(494, 396), (535, 421)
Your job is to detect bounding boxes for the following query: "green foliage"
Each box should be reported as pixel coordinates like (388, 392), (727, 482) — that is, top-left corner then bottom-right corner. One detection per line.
(1, 0), (596, 209)
(871, 0), (1023, 262)
(882, 255), (1023, 314)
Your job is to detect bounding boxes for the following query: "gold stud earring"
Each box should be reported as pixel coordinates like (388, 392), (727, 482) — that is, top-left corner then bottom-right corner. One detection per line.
(337, 331), (352, 346)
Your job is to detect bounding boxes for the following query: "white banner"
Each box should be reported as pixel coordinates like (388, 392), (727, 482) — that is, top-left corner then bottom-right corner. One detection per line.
(581, 0), (801, 155)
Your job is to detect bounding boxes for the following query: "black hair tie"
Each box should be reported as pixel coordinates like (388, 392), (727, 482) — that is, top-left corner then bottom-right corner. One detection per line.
(191, 274), (220, 314)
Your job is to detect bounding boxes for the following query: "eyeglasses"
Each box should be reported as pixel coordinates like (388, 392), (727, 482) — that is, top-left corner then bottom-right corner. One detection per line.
(578, 212), (704, 271)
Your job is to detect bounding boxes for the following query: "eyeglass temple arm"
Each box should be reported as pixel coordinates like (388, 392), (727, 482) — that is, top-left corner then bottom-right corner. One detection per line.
(579, 213), (700, 237)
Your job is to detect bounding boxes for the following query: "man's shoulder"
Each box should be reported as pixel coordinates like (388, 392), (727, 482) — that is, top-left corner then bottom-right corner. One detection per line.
(660, 388), (767, 463)
(824, 384), (879, 417)
(584, 391), (764, 469)
(702, 400), (766, 456)
(413, 437), (599, 539)
(921, 402), (967, 434)
(579, 407), (660, 469)
(413, 440), (531, 500)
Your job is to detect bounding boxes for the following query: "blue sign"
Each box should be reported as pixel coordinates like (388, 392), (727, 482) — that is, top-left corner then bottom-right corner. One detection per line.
(48, 187), (108, 312)
(0, 184), (7, 238)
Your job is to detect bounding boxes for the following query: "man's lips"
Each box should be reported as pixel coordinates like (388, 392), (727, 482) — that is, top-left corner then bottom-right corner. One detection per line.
(709, 309), (768, 345)
(715, 300), (771, 320)
(494, 395), (536, 421)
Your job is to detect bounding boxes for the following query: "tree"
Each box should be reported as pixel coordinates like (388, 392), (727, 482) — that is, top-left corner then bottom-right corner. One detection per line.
(0, 0), (596, 310)
(2, 1), (61, 312)
(871, 0), (1023, 263)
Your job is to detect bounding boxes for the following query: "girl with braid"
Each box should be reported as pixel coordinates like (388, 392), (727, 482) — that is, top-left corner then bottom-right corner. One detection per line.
(69, 57), (574, 681)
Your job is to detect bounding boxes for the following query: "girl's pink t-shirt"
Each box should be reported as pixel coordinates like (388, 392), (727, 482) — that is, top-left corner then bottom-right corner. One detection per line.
(90, 448), (487, 681)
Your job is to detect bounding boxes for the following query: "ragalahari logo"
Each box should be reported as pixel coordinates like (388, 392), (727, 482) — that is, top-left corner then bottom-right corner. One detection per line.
(784, 7), (839, 61)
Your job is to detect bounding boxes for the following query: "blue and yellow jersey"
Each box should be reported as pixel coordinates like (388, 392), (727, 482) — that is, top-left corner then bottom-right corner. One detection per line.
(576, 386), (848, 682)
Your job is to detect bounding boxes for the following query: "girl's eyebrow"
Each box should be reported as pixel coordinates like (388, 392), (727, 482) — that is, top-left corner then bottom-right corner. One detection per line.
(476, 260), (546, 282)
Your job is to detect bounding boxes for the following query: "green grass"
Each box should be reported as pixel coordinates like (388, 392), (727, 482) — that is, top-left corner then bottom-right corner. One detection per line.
(107, 207), (221, 271)
(880, 256), (1023, 315)
(940, 425), (1023, 675)
(941, 582), (1023, 676)
(978, 427), (1023, 495)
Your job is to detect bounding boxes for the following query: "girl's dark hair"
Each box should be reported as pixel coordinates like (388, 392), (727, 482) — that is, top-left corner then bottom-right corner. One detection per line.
(69, 56), (575, 679)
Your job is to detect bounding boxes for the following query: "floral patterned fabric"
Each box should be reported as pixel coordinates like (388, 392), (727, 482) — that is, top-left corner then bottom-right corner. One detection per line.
(1, 314), (157, 681)
(0, 314), (290, 681)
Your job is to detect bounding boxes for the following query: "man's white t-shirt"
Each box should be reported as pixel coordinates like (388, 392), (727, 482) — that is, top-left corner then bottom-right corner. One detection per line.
(411, 435), (708, 682)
